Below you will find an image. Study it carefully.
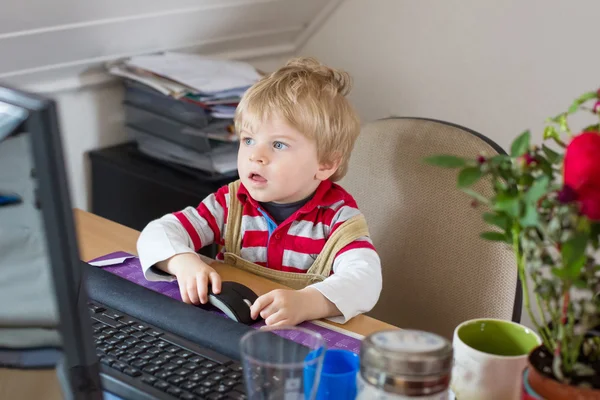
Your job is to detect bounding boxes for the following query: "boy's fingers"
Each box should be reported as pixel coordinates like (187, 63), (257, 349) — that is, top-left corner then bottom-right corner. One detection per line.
(197, 273), (209, 304)
(251, 293), (274, 320)
(259, 303), (278, 320)
(186, 279), (200, 305)
(209, 272), (222, 294)
(179, 283), (190, 304)
(265, 311), (286, 326)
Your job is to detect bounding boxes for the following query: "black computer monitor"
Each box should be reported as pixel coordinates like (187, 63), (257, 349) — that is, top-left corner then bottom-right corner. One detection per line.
(0, 85), (103, 399)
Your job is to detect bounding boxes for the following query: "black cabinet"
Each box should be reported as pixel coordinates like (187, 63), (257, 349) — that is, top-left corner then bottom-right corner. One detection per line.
(89, 142), (237, 258)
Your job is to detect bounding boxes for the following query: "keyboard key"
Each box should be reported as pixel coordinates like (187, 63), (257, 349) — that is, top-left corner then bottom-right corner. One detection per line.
(201, 380), (215, 388)
(227, 372), (242, 380)
(121, 327), (137, 334)
(180, 393), (197, 400)
(126, 347), (144, 356)
(102, 312), (123, 320)
(116, 343), (131, 350)
(88, 305), (105, 313)
(141, 375), (157, 385)
(143, 365), (160, 374)
(99, 357), (113, 366)
(215, 385), (230, 393)
(113, 333), (128, 340)
(124, 368), (142, 377)
(154, 380), (169, 391)
(183, 362), (199, 371)
(223, 379), (237, 387)
(166, 346), (181, 354)
(154, 371), (172, 380)
(103, 328), (118, 336)
(232, 385), (246, 394)
(148, 330), (163, 337)
(156, 340), (171, 349)
(132, 331), (147, 339)
(92, 322), (106, 330)
(188, 372), (203, 382)
(106, 338), (121, 345)
(163, 363), (178, 372)
(147, 347), (162, 355)
(93, 333), (109, 341)
(189, 355), (205, 364)
(208, 393), (226, 400)
(139, 353), (155, 361)
(198, 368), (212, 377)
(135, 343), (152, 350)
(124, 338), (140, 346)
(167, 375), (185, 385)
(215, 366), (230, 374)
(208, 373), (224, 382)
(174, 368), (191, 377)
(131, 360), (149, 369)
(194, 386), (212, 396)
(180, 381), (199, 391)
(97, 344), (111, 354)
(166, 386), (183, 397)
(160, 352), (176, 360)
(150, 358), (167, 366)
(108, 350), (125, 358)
(227, 392), (247, 400)
(133, 324), (149, 331)
(112, 361), (128, 372)
(229, 363), (243, 372)
(141, 335), (158, 344)
(200, 361), (217, 369)
(118, 354), (136, 363)
(177, 350), (193, 358)
(172, 357), (187, 366)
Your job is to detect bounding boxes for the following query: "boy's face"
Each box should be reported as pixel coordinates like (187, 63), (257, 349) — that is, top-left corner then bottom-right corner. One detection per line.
(238, 116), (332, 204)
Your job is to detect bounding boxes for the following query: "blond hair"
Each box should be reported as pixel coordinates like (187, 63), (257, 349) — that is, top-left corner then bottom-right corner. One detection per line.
(234, 57), (360, 181)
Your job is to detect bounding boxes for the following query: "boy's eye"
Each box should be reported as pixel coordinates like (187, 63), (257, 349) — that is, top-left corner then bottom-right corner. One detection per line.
(243, 137), (255, 146)
(273, 141), (288, 150)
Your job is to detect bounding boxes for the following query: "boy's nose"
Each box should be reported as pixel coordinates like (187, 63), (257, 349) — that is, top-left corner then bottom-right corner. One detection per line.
(249, 151), (269, 165)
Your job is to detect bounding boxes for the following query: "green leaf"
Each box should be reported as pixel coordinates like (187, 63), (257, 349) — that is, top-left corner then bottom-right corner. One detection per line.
(543, 126), (560, 141)
(573, 91), (598, 107)
(558, 114), (569, 133)
(542, 144), (561, 164)
(480, 232), (508, 242)
(483, 212), (509, 230)
(551, 267), (570, 279)
(583, 123), (600, 133)
(458, 167), (483, 188)
(525, 176), (550, 204)
(494, 193), (520, 217)
(520, 203), (539, 227)
(424, 155), (467, 168)
(568, 103), (579, 114)
(511, 130), (531, 157)
(461, 188), (489, 204)
(561, 232), (589, 279)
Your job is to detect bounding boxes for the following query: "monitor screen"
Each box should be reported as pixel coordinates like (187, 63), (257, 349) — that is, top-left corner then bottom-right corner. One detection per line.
(0, 108), (60, 350)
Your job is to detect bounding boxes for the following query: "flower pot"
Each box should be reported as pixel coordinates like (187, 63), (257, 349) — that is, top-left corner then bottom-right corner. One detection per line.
(522, 345), (600, 400)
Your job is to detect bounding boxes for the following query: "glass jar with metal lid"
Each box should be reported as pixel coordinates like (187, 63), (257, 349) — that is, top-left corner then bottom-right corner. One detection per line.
(357, 330), (453, 399)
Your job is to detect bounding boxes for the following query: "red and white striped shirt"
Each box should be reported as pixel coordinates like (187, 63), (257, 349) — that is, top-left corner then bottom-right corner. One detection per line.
(137, 180), (382, 322)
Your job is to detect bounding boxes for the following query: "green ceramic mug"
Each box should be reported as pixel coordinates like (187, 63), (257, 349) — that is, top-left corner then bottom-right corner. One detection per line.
(450, 318), (541, 400)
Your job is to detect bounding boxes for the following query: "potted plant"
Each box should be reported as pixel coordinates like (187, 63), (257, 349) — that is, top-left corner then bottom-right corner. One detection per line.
(425, 89), (600, 399)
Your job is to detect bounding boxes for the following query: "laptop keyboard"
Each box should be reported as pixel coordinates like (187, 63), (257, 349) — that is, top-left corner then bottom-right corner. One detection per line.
(88, 301), (247, 400)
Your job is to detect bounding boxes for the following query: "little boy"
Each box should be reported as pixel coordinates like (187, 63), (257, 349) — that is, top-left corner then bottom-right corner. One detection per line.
(137, 57), (382, 326)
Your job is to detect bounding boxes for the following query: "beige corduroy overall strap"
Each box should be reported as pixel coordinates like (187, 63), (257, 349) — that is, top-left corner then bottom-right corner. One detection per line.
(223, 180), (370, 290)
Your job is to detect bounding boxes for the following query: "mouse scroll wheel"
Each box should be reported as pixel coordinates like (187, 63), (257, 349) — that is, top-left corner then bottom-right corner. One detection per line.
(243, 299), (252, 307)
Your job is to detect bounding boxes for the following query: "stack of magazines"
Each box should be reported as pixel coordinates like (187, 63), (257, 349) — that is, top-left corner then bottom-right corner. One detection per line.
(107, 52), (263, 175)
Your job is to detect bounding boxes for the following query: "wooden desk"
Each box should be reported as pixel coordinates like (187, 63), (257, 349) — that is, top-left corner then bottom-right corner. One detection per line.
(0, 210), (397, 399)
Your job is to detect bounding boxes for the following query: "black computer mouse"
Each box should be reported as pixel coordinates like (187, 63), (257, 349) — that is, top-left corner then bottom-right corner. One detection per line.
(206, 281), (259, 325)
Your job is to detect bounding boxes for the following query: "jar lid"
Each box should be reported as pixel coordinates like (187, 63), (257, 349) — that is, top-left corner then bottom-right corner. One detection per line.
(360, 330), (453, 377)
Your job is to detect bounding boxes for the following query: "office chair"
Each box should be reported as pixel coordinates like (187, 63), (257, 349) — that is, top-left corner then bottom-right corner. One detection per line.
(340, 117), (522, 339)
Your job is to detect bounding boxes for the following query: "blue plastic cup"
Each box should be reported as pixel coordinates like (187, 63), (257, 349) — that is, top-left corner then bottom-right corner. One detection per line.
(304, 349), (360, 400)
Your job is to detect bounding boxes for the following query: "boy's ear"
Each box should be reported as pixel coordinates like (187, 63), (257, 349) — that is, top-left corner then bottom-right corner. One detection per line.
(315, 155), (341, 181)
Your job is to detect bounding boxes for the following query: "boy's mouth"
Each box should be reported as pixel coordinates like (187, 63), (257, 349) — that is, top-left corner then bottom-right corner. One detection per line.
(249, 173), (267, 183)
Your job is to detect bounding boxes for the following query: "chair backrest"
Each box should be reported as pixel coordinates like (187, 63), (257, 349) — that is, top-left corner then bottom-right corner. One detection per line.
(340, 118), (521, 339)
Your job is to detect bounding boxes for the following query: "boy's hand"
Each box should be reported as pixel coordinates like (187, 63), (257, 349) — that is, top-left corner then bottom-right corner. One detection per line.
(250, 287), (340, 326)
(158, 253), (222, 305)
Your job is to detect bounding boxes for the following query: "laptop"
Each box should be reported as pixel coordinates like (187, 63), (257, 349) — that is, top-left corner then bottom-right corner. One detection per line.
(0, 85), (252, 399)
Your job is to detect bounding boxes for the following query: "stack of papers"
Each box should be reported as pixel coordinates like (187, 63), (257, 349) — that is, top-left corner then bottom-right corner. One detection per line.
(108, 52), (262, 119)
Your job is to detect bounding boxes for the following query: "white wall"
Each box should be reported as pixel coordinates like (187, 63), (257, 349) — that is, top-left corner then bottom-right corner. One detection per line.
(298, 0), (599, 330)
(299, 0), (599, 151)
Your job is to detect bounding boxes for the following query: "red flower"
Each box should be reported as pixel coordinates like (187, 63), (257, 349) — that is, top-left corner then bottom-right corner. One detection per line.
(563, 132), (600, 221)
